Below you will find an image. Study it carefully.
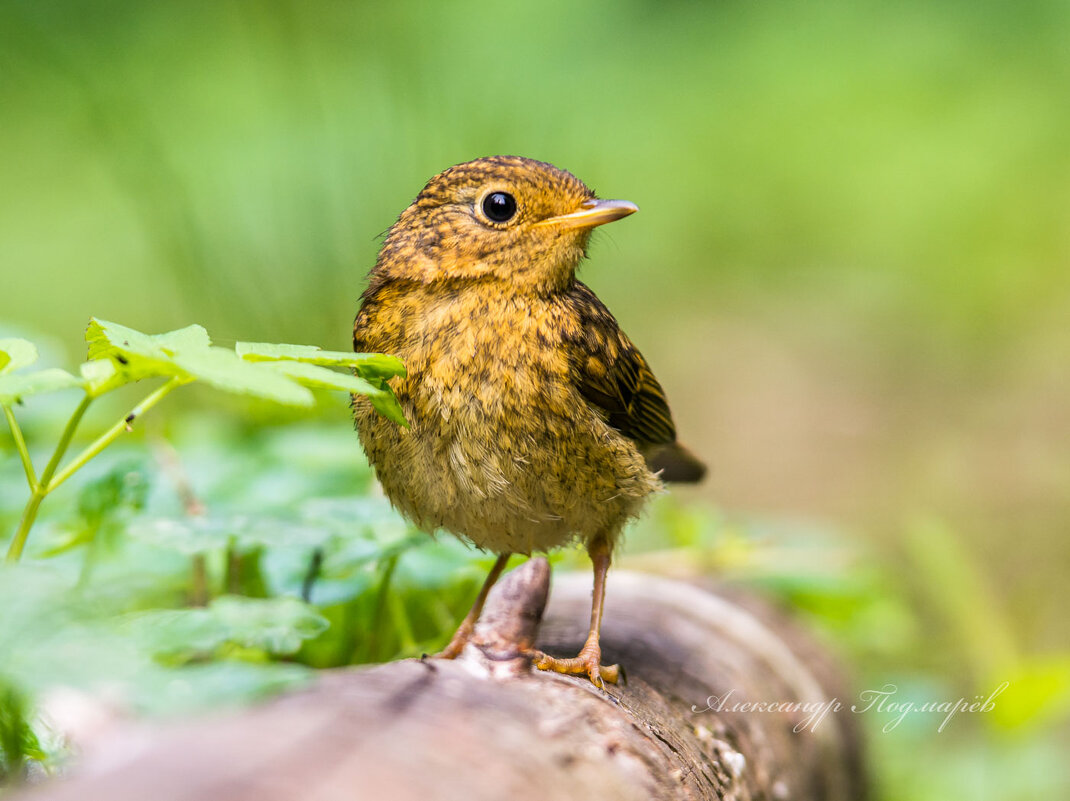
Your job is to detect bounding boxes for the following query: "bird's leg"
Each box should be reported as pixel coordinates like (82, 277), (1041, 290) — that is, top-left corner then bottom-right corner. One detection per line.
(434, 552), (511, 659)
(532, 534), (620, 687)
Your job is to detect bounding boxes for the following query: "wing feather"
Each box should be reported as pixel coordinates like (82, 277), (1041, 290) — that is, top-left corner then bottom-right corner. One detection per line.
(566, 282), (676, 447)
(563, 282), (706, 482)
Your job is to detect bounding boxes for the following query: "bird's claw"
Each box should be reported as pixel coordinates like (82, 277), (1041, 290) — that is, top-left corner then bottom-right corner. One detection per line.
(532, 648), (620, 688)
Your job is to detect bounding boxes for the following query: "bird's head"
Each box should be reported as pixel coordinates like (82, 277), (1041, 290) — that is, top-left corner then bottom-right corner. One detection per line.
(373, 156), (637, 294)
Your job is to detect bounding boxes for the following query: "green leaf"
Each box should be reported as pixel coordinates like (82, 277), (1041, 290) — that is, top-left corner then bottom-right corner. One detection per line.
(83, 319), (195, 393)
(127, 513), (335, 555)
(79, 358), (121, 395)
(121, 597), (328, 657)
(236, 341), (406, 379)
(0, 338), (38, 376)
(253, 359), (408, 426)
(82, 321), (391, 408)
(365, 381), (408, 427)
(85, 321), (315, 404)
(0, 368), (82, 404)
(126, 516), (237, 555)
(121, 608), (231, 657)
(209, 596), (329, 654)
(0, 680), (41, 776)
(77, 462), (149, 524)
(86, 319), (211, 361)
(260, 360), (383, 396)
(154, 325), (213, 352)
(169, 347), (314, 406)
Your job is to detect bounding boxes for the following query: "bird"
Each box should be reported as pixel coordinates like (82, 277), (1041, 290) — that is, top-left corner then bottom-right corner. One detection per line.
(352, 155), (705, 686)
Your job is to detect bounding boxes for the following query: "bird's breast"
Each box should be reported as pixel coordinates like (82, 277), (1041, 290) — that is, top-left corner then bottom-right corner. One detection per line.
(353, 284), (657, 553)
(413, 296), (573, 419)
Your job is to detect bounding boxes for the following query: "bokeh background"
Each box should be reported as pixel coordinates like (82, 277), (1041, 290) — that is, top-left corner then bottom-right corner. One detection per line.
(2, 1), (1068, 798)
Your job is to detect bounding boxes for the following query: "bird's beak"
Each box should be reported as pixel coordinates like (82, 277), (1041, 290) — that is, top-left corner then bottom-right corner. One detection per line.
(535, 198), (639, 231)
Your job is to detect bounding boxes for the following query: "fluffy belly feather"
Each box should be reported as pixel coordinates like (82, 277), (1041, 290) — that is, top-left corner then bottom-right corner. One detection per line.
(353, 299), (660, 553)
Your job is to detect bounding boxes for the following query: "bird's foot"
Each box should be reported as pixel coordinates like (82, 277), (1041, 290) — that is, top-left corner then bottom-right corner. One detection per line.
(532, 645), (620, 688)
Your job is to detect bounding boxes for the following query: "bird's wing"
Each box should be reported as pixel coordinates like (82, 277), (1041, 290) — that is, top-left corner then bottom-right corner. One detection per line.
(564, 282), (706, 482)
(565, 282), (676, 446)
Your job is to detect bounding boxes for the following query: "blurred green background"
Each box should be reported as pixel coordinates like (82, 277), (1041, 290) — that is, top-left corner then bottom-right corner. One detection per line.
(2, 0), (1068, 797)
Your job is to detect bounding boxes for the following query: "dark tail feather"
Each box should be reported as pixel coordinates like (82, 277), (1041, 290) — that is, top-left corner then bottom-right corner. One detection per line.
(644, 442), (707, 483)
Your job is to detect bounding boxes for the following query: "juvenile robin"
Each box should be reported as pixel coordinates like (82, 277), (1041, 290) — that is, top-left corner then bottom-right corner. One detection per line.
(352, 156), (705, 685)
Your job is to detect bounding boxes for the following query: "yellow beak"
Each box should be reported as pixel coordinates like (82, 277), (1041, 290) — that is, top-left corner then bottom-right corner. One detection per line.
(535, 198), (639, 230)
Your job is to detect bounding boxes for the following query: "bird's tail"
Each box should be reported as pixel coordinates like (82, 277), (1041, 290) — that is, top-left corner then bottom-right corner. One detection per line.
(644, 442), (707, 483)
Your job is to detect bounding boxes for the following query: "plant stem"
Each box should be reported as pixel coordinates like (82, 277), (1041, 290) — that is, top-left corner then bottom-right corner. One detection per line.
(191, 554), (208, 606)
(41, 394), (93, 488)
(5, 394), (92, 562)
(2, 404), (37, 490)
(6, 493), (45, 563)
(48, 378), (183, 494)
(225, 537), (242, 595)
(5, 377), (185, 563)
(366, 554), (400, 662)
(300, 548), (324, 603)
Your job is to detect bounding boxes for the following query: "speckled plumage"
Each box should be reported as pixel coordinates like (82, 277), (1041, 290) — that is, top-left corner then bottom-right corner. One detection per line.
(353, 157), (702, 557)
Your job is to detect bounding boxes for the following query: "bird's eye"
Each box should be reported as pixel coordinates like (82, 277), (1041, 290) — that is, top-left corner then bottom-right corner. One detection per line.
(482, 191), (517, 223)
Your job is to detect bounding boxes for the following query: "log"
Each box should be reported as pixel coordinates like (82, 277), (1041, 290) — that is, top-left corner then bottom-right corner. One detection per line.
(19, 559), (867, 801)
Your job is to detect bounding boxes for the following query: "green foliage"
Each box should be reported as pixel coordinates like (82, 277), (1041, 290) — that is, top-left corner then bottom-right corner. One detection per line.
(0, 340), (37, 375)
(235, 342), (406, 378)
(1, 403), (1067, 796)
(0, 338), (81, 405)
(0, 368), (83, 406)
(0, 319), (406, 563)
(120, 596), (330, 660)
(0, 682), (43, 785)
(0, 324), (483, 786)
(903, 518), (1070, 734)
(1, 3), (1067, 796)
(0, 413), (502, 784)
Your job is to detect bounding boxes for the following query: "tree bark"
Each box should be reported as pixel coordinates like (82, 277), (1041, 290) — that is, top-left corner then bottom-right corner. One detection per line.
(20, 559), (867, 801)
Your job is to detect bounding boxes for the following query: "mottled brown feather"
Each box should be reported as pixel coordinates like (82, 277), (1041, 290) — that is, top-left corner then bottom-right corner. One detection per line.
(353, 156), (705, 558)
(564, 282), (705, 482)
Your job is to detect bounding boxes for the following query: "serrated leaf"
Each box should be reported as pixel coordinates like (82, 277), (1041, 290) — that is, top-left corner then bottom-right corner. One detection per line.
(154, 324), (212, 352)
(86, 319), (153, 360)
(169, 347), (314, 406)
(0, 368), (83, 404)
(84, 319), (192, 392)
(236, 341), (406, 379)
(0, 338), (38, 375)
(86, 319), (210, 361)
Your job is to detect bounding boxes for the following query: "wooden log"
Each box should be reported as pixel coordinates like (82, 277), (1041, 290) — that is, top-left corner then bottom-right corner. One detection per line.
(19, 558), (866, 801)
